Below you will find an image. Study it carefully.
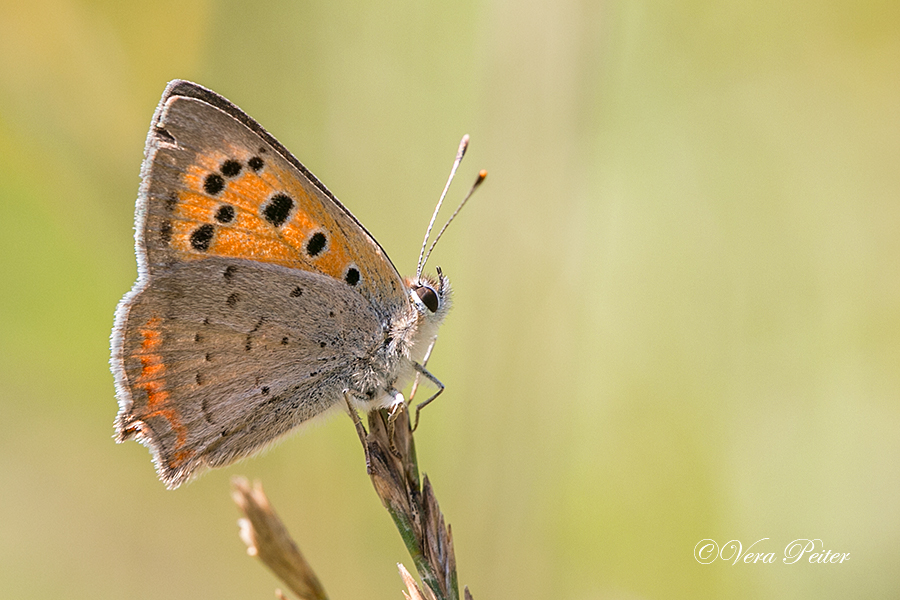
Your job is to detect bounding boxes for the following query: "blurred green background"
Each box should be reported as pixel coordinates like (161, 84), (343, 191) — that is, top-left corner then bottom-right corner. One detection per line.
(1, 1), (898, 598)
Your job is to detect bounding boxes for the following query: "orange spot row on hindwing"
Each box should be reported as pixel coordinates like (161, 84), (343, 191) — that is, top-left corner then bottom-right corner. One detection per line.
(132, 317), (193, 466)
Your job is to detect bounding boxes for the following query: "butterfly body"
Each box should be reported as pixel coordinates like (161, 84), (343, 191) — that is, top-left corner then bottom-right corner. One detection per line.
(111, 81), (450, 488)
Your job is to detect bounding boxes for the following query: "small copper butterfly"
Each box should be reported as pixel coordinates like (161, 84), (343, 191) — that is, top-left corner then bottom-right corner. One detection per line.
(111, 80), (482, 488)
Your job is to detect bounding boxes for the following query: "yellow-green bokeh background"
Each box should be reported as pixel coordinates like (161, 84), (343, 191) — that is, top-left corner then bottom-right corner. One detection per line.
(1, 1), (898, 598)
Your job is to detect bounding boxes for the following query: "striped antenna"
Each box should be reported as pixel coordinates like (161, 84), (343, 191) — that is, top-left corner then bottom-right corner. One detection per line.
(416, 136), (486, 278)
(420, 170), (487, 272)
(417, 135), (469, 279)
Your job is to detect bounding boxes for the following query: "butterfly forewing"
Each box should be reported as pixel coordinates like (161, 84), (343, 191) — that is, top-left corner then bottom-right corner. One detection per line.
(140, 84), (407, 320)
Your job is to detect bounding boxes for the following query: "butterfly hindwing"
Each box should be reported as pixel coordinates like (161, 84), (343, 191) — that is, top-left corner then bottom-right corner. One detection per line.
(114, 257), (383, 487)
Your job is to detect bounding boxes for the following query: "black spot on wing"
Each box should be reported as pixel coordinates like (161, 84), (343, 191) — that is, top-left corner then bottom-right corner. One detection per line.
(204, 173), (225, 195)
(160, 221), (172, 244)
(215, 204), (235, 223)
(220, 159), (242, 177)
(262, 194), (293, 227)
(201, 397), (213, 424)
(190, 224), (215, 251)
(306, 232), (327, 256)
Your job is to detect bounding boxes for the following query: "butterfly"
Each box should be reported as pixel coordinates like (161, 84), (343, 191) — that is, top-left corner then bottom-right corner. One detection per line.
(111, 80), (482, 488)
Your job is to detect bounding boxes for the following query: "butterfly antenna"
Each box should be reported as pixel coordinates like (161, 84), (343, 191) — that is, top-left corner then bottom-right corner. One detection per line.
(421, 169), (487, 270)
(417, 135), (469, 279)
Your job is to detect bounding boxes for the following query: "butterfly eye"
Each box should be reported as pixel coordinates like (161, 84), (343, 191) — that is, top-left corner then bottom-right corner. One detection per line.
(415, 285), (439, 313)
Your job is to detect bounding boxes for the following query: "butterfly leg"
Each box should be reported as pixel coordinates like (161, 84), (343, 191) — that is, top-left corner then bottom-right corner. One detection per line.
(386, 389), (406, 457)
(343, 390), (372, 472)
(408, 336), (438, 404)
(411, 363), (445, 432)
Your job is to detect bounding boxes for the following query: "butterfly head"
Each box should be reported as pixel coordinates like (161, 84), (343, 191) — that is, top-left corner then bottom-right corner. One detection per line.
(405, 267), (451, 359)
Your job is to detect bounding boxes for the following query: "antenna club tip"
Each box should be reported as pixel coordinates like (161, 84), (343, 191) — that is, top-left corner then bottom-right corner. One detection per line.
(478, 169), (488, 180)
(457, 135), (470, 158)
